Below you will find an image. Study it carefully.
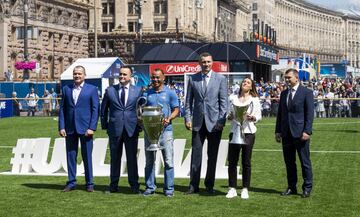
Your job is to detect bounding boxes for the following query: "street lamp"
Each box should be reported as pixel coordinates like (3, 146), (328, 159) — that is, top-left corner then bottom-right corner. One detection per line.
(134, 0), (146, 43)
(23, 0), (29, 80)
(194, 0), (203, 42)
(219, 11), (231, 70)
(94, 0), (98, 57)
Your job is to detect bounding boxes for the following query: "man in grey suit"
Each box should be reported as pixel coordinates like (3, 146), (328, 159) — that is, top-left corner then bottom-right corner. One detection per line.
(100, 66), (143, 193)
(184, 52), (228, 194)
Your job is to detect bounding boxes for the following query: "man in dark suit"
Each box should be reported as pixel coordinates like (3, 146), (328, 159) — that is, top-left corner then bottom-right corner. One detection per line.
(184, 52), (228, 194)
(100, 66), (143, 194)
(59, 65), (99, 192)
(275, 68), (314, 198)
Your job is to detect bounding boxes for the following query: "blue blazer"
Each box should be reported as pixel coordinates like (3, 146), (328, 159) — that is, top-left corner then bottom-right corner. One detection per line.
(58, 83), (99, 135)
(275, 85), (314, 138)
(185, 71), (228, 132)
(100, 84), (143, 137)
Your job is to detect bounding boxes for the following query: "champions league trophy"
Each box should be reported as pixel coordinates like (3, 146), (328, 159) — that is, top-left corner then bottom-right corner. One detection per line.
(137, 97), (165, 151)
(230, 101), (253, 145)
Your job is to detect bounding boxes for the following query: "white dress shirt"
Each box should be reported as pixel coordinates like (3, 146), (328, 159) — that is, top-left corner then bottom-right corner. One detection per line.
(229, 94), (262, 134)
(202, 70), (212, 87)
(72, 82), (84, 105)
(119, 83), (130, 106)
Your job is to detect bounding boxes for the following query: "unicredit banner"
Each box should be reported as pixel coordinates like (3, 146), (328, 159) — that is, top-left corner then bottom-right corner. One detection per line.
(149, 62), (228, 75)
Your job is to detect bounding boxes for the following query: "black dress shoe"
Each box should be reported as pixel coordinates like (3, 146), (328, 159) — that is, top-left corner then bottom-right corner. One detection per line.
(105, 187), (119, 194)
(281, 188), (297, 196)
(184, 187), (199, 195)
(131, 188), (141, 195)
(301, 191), (311, 198)
(205, 187), (215, 194)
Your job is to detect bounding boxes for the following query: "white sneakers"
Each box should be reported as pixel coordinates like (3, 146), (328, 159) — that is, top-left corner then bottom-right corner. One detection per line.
(240, 188), (249, 199)
(226, 187), (238, 198)
(225, 187), (249, 199)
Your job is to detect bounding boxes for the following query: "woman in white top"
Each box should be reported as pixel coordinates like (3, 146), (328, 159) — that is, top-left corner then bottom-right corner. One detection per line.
(226, 78), (262, 199)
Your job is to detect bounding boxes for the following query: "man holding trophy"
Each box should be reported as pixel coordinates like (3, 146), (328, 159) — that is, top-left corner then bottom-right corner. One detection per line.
(226, 78), (262, 199)
(140, 68), (180, 197)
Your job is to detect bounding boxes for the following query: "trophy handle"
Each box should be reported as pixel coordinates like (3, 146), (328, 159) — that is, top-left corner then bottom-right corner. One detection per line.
(136, 96), (147, 120)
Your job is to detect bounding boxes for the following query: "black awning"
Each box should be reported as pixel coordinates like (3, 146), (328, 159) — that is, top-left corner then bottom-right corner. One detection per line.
(134, 42), (278, 64)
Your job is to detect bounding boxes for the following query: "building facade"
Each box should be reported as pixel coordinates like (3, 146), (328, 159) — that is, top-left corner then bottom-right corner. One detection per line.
(88, 0), (251, 63)
(0, 0), (90, 81)
(247, 0), (360, 67)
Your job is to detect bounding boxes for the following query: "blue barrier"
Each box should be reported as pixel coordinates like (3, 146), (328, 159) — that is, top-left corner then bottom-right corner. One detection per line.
(0, 99), (13, 118)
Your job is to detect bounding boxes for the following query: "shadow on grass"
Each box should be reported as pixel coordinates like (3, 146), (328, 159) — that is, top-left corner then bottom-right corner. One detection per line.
(22, 183), (224, 195)
(250, 187), (282, 195)
(22, 183), (146, 194)
(314, 129), (359, 133)
(151, 183), (225, 197)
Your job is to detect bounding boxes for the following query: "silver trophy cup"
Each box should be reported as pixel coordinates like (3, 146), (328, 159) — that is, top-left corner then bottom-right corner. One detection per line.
(230, 101), (253, 144)
(137, 97), (164, 151)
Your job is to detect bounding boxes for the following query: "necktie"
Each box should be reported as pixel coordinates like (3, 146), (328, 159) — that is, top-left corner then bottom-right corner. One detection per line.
(202, 74), (207, 92)
(121, 86), (125, 105)
(288, 88), (294, 107)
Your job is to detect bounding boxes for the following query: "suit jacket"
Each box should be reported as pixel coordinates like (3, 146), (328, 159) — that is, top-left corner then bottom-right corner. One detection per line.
(58, 83), (99, 135)
(185, 71), (228, 132)
(275, 85), (314, 138)
(100, 84), (142, 137)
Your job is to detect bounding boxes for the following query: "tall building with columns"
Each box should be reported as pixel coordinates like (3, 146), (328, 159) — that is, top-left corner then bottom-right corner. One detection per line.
(0, 0), (90, 81)
(88, 0), (251, 63)
(246, 0), (360, 68)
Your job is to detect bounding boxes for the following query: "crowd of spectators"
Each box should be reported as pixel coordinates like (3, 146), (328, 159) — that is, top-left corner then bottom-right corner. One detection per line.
(168, 76), (360, 119)
(249, 76), (360, 118)
(11, 76), (360, 118)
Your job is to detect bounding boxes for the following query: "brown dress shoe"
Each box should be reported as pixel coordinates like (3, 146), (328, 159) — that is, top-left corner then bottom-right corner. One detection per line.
(62, 186), (75, 192)
(86, 186), (94, 192)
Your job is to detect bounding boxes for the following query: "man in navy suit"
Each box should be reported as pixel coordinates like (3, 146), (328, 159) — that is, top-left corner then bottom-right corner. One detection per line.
(59, 65), (99, 192)
(275, 68), (314, 198)
(100, 66), (143, 194)
(184, 52), (228, 194)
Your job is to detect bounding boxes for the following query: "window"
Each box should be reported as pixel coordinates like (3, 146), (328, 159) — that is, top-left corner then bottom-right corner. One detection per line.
(102, 23), (108, 32)
(154, 21), (167, 32)
(109, 22), (114, 32)
(107, 41), (114, 52)
(15, 26), (38, 39)
(128, 2), (138, 15)
(100, 40), (114, 53)
(126, 42), (133, 53)
(154, 1), (167, 14)
(252, 3), (257, 11)
(128, 22), (138, 32)
(252, 13), (257, 20)
(102, 22), (115, 32)
(109, 3), (115, 15)
(102, 3), (107, 14)
(100, 41), (106, 51)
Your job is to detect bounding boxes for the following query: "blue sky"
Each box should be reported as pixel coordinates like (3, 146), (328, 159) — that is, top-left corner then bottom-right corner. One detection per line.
(305, 0), (360, 14)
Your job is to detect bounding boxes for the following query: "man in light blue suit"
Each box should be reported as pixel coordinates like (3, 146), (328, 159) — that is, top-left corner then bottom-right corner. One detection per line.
(100, 66), (143, 194)
(184, 52), (228, 195)
(59, 65), (99, 192)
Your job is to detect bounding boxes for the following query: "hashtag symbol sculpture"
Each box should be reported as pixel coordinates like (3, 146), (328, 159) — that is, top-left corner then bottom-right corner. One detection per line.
(10, 139), (36, 174)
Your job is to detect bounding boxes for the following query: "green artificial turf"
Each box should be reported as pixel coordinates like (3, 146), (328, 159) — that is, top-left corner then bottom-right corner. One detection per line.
(0, 117), (359, 216)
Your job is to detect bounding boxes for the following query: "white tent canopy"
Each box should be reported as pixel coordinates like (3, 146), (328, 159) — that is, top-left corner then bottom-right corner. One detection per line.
(60, 57), (123, 80)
